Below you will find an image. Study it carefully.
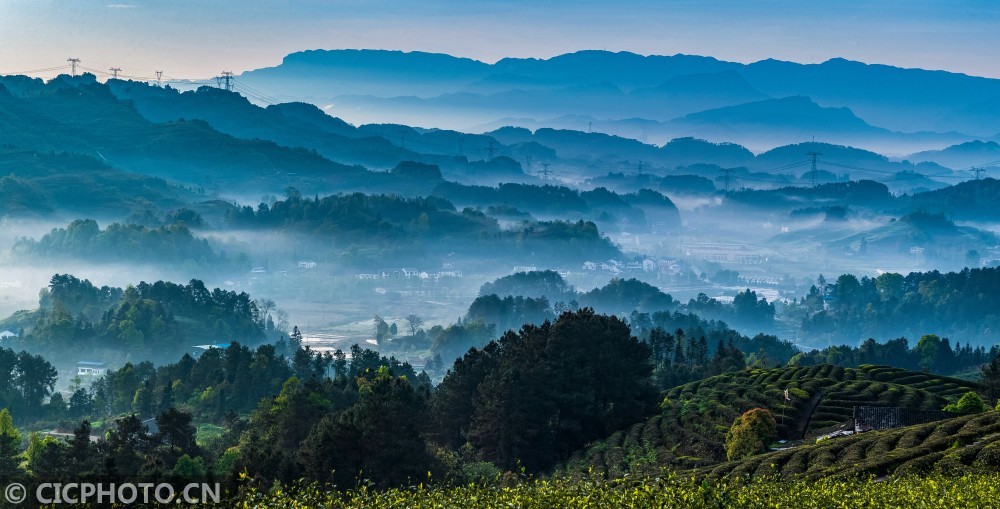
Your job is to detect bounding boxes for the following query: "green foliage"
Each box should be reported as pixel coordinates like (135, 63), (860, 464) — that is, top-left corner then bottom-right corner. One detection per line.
(629, 310), (798, 368)
(479, 270), (573, 300)
(172, 454), (207, 478)
(17, 275), (266, 361)
(0, 148), (187, 218)
(435, 309), (657, 473)
(0, 409), (23, 476)
(725, 408), (777, 461)
(563, 364), (982, 478)
(13, 219), (225, 267)
(465, 295), (553, 335)
(428, 321), (496, 365)
(225, 192), (620, 265)
(0, 349), (58, 421)
(795, 266), (1000, 348)
(298, 366), (439, 487)
(580, 278), (676, 314)
(981, 352), (1000, 405)
(201, 474), (1000, 508)
(943, 392), (987, 414)
(701, 412), (1000, 480)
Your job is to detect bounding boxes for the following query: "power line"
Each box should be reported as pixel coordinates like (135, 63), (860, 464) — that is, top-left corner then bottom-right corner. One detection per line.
(0, 64), (70, 76)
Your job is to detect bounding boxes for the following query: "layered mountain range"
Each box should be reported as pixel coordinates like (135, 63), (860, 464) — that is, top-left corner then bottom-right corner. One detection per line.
(234, 50), (1000, 154)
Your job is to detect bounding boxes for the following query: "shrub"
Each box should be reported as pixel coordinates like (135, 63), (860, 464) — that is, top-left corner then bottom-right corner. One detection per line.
(725, 408), (777, 461)
(943, 392), (987, 414)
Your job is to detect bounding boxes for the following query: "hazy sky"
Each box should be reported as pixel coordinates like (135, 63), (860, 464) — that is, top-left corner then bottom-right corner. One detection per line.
(1, 0), (997, 80)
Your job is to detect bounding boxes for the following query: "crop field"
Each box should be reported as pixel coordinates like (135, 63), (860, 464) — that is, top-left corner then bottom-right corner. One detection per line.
(699, 411), (1000, 479)
(212, 473), (1000, 509)
(558, 364), (983, 477)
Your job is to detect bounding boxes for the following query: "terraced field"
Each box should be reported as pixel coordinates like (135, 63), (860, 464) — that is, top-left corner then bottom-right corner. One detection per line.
(698, 411), (1000, 480)
(558, 364), (982, 478)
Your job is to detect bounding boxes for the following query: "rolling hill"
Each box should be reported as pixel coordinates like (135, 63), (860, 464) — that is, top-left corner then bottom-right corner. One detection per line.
(698, 411), (1000, 480)
(559, 364), (981, 478)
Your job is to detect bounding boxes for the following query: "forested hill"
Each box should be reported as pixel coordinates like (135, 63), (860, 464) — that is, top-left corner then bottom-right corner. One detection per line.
(0, 75), (390, 195)
(11, 219), (234, 269)
(560, 364), (983, 478)
(0, 148), (192, 218)
(787, 265), (1000, 346)
(224, 192), (622, 266)
(2, 274), (268, 364)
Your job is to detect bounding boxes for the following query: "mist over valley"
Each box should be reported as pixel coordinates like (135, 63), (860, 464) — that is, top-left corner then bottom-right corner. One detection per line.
(2, 19), (1000, 505)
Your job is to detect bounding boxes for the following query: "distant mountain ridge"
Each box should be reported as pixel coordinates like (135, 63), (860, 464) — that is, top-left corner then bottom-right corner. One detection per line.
(239, 49), (1000, 151)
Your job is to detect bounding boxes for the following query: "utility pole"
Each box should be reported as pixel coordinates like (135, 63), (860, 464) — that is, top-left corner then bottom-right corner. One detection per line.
(155, 70), (163, 87)
(67, 58), (80, 76)
(218, 71), (234, 92)
(109, 67), (121, 79)
(972, 167), (985, 180)
(806, 151), (823, 187)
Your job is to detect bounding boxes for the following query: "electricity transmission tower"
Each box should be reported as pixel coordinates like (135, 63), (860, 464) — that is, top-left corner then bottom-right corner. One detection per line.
(67, 58), (80, 76)
(109, 67), (121, 79)
(972, 167), (986, 180)
(217, 71), (234, 91)
(536, 163), (554, 180)
(721, 168), (735, 193)
(806, 151), (823, 187)
(155, 70), (163, 87)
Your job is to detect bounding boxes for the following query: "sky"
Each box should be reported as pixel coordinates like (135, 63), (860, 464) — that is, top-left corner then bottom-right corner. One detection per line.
(0, 0), (998, 80)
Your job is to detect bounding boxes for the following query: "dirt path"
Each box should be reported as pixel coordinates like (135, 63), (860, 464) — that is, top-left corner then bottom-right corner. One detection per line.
(795, 390), (826, 439)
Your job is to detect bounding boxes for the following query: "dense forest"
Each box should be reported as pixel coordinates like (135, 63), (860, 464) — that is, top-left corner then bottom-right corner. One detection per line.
(5, 274), (268, 363)
(12, 219), (233, 268)
(224, 191), (621, 266)
(787, 266), (1000, 345)
(0, 307), (998, 499)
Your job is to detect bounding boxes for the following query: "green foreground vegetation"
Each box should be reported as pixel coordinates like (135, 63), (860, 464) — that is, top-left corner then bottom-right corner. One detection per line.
(212, 474), (1000, 509)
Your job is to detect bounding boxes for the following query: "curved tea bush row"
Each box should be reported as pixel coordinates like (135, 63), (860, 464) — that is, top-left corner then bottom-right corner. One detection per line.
(699, 412), (1000, 480)
(560, 365), (983, 477)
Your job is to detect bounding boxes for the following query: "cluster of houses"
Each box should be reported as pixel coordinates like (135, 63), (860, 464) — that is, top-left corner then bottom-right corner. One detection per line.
(357, 267), (464, 282)
(581, 257), (684, 275)
(738, 275), (783, 286)
(682, 242), (765, 265)
(73, 341), (238, 380)
(75, 361), (109, 377)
